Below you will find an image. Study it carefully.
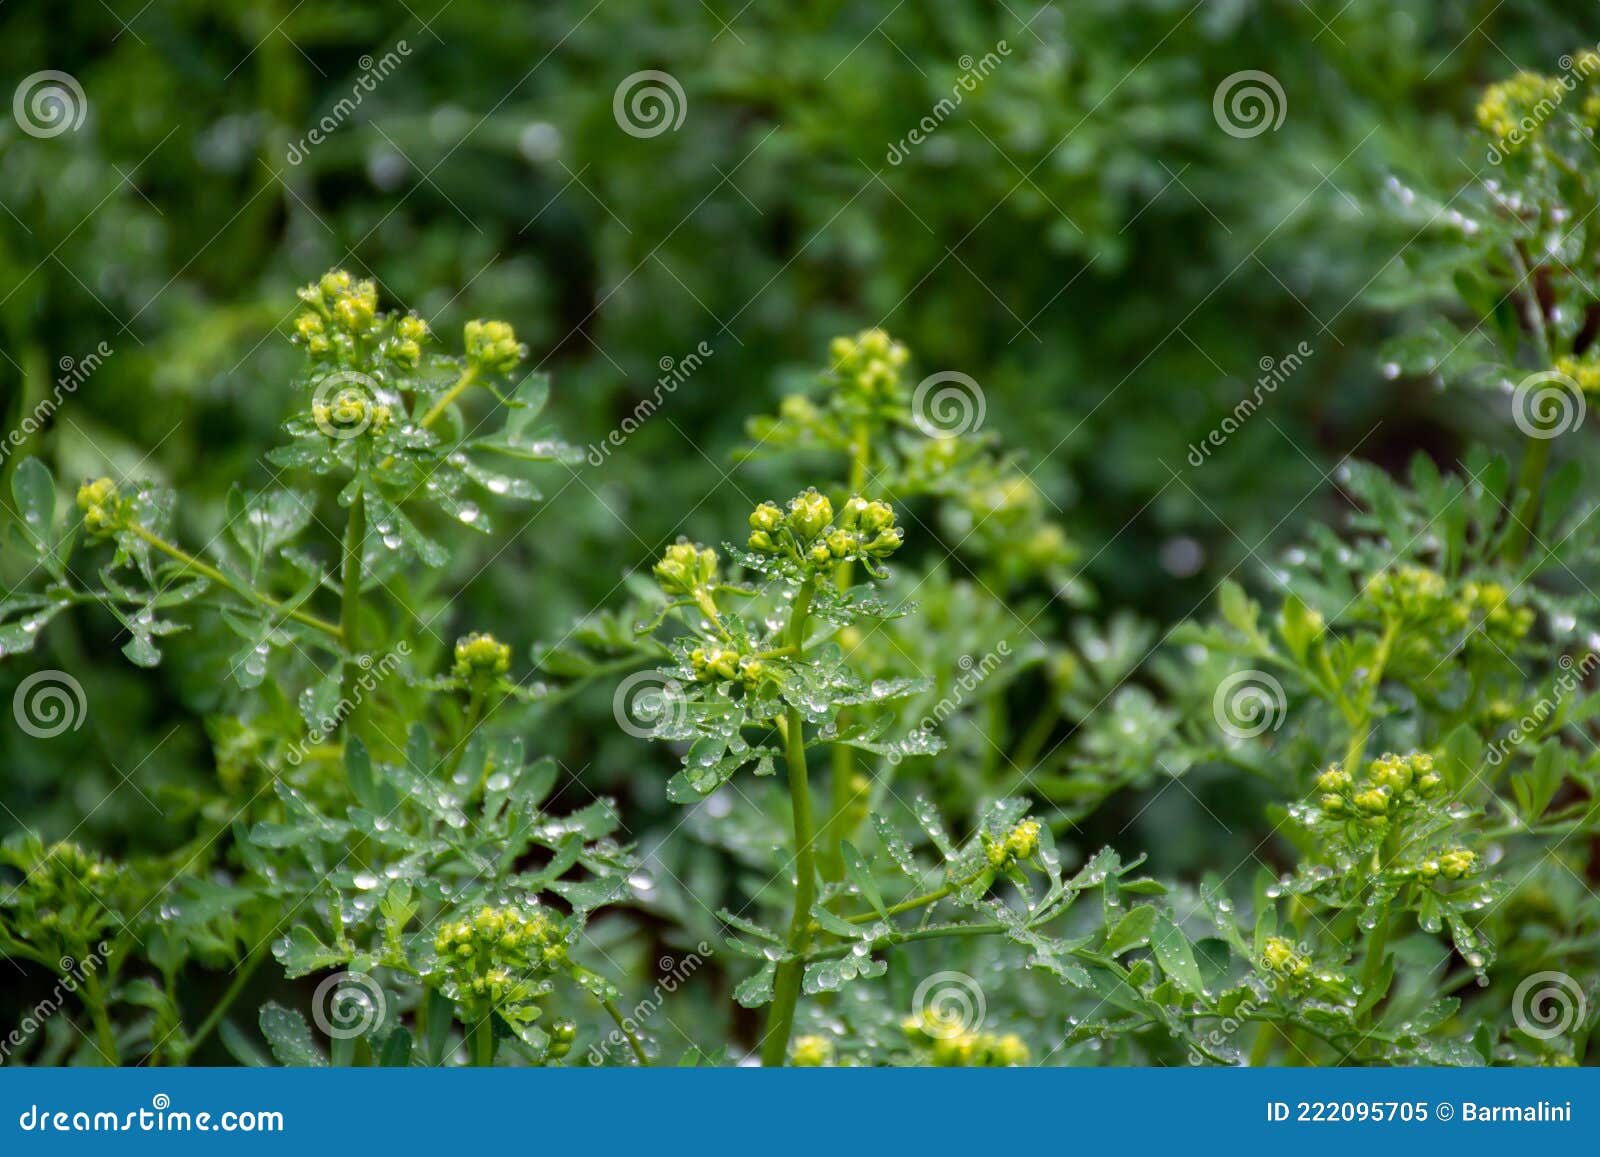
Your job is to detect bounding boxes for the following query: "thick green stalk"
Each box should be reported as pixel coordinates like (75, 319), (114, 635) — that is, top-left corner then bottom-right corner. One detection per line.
(468, 1016), (496, 1066)
(761, 579), (819, 1067)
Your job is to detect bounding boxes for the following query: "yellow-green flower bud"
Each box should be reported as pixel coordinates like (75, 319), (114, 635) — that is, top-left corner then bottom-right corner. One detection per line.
(453, 632), (511, 681)
(653, 541), (719, 596)
(1004, 819), (1041, 862)
(1315, 766), (1350, 793)
(77, 477), (127, 535)
(749, 502), (783, 533)
(1353, 788), (1389, 816)
(1439, 848), (1476, 880)
(788, 489), (833, 541)
(1262, 936), (1310, 981)
(464, 319), (526, 375)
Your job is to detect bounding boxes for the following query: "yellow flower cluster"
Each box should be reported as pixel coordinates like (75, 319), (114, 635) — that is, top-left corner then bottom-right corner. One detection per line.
(464, 319), (526, 375)
(1418, 848), (1477, 882)
(827, 328), (910, 399)
(1261, 936), (1311, 982)
(76, 477), (127, 535)
(653, 542), (719, 598)
(293, 269), (431, 369)
(452, 632), (512, 681)
(688, 644), (763, 687)
(901, 1011), (1030, 1066)
(312, 387), (392, 437)
(1317, 752), (1442, 821)
(1474, 71), (1565, 148)
(433, 905), (567, 1007)
(747, 490), (902, 567)
(790, 1034), (835, 1066)
(984, 818), (1041, 868)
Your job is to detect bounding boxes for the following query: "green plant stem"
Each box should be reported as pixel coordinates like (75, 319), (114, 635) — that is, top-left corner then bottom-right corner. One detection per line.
(185, 942), (271, 1057)
(1248, 1021), (1277, 1066)
(419, 365), (479, 430)
(1341, 616), (1397, 774)
(819, 426), (873, 886)
(1503, 434), (1552, 564)
(81, 971), (119, 1065)
(131, 526), (342, 640)
(761, 579), (819, 1067)
(468, 1016), (496, 1066)
(340, 483), (368, 710)
(603, 998), (650, 1066)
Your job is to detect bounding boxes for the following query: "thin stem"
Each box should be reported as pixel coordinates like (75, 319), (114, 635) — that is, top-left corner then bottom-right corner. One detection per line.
(132, 526), (342, 639)
(339, 486), (368, 711)
(419, 365), (480, 430)
(603, 998), (650, 1066)
(760, 578), (819, 1067)
(185, 942), (271, 1056)
(1504, 434), (1552, 564)
(1248, 1021), (1277, 1066)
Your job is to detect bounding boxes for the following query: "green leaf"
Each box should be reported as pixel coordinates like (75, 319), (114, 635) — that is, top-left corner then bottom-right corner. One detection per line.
(1104, 904), (1157, 957)
(839, 840), (887, 920)
(1151, 914), (1205, 995)
(11, 458), (57, 552)
(258, 1003), (327, 1067)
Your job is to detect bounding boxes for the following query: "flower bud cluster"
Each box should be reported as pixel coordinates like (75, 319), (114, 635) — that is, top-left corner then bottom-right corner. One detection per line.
(747, 490), (902, 568)
(826, 328), (909, 400)
(1317, 752), (1443, 823)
